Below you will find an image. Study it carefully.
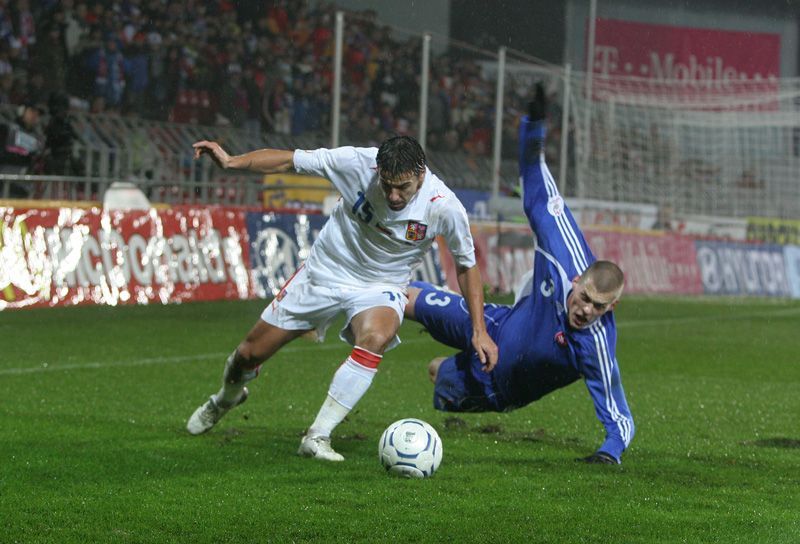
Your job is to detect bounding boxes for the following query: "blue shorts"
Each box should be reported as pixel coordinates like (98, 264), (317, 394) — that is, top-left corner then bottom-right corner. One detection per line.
(411, 282), (510, 412)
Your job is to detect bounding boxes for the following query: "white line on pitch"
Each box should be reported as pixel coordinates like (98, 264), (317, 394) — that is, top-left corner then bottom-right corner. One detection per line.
(0, 336), (432, 376)
(3, 307), (799, 376)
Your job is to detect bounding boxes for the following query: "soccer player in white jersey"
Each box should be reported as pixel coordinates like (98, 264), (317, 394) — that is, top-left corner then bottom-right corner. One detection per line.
(186, 135), (498, 461)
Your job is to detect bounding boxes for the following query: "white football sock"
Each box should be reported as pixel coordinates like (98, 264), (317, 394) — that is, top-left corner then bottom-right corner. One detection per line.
(308, 348), (381, 437)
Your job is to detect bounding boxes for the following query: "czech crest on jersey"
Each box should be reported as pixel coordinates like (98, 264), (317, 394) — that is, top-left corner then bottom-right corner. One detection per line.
(405, 221), (428, 241)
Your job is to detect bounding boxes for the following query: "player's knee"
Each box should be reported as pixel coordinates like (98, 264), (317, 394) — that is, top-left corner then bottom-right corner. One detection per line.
(428, 357), (446, 383)
(354, 329), (394, 354)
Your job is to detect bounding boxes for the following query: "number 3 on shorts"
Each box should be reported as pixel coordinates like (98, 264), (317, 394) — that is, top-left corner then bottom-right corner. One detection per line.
(424, 291), (451, 307)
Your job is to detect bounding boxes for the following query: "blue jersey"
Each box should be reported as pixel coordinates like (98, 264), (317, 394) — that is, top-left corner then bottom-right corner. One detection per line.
(510, 117), (633, 460)
(413, 117), (634, 461)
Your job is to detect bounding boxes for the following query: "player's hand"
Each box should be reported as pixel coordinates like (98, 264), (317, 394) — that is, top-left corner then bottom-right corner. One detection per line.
(192, 140), (231, 169)
(471, 330), (498, 373)
(527, 82), (547, 122)
(576, 451), (619, 465)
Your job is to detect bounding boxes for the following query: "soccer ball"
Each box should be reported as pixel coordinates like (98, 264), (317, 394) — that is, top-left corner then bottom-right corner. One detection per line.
(379, 418), (443, 478)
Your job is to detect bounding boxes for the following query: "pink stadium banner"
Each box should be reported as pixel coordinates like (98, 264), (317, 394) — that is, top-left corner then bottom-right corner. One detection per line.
(437, 225), (702, 296)
(590, 18), (781, 98)
(0, 206), (254, 310)
(583, 229), (703, 295)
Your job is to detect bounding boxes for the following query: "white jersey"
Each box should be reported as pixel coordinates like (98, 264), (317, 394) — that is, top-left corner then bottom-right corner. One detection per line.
(293, 146), (475, 289)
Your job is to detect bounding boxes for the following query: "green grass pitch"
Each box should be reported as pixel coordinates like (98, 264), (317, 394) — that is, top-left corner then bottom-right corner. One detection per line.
(1, 296), (799, 543)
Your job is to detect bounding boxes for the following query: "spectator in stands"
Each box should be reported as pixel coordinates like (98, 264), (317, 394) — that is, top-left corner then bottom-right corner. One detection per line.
(13, 0), (36, 62)
(462, 108), (492, 156)
(261, 78), (291, 135)
(9, 0), (541, 172)
(735, 168), (765, 190)
(31, 17), (67, 98)
(0, 73), (12, 104)
(25, 71), (49, 108)
(0, 101), (45, 197)
(43, 90), (81, 176)
(651, 204), (675, 231)
(61, 0), (89, 59)
(0, 39), (12, 79)
(426, 79), (450, 149)
(124, 37), (149, 115)
(86, 35), (127, 112)
(242, 62), (264, 135)
(218, 63), (248, 128)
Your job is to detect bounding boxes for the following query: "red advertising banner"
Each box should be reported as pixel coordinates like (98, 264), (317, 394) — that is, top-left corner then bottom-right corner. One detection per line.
(590, 18), (781, 99)
(0, 206), (254, 310)
(438, 223), (702, 296)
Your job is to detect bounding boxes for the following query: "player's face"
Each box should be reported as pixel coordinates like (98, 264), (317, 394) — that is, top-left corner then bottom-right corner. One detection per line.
(379, 171), (424, 211)
(566, 277), (618, 330)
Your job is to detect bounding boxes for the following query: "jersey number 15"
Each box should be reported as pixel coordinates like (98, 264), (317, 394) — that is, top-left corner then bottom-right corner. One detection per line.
(352, 191), (374, 224)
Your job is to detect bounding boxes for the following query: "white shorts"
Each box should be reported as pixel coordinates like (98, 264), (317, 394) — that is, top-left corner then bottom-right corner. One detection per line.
(260, 265), (408, 351)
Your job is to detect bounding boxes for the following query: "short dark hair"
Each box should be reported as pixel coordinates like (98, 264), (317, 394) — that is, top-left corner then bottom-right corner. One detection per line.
(376, 136), (426, 181)
(580, 260), (625, 296)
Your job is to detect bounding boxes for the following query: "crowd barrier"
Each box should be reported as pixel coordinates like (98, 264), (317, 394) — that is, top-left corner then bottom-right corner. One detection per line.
(1, 203), (798, 311)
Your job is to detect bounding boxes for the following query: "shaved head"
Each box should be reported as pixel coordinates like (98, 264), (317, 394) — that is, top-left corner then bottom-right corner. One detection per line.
(578, 261), (624, 303)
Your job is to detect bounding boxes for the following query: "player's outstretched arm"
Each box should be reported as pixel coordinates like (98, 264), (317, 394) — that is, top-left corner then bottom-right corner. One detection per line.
(455, 265), (498, 372)
(581, 352), (635, 464)
(193, 140), (295, 173)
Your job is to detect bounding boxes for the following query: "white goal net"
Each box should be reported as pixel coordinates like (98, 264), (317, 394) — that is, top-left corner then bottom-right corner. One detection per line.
(568, 74), (800, 220)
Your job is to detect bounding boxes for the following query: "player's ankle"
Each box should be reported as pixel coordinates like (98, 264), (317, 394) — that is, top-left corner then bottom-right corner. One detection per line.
(214, 384), (245, 407)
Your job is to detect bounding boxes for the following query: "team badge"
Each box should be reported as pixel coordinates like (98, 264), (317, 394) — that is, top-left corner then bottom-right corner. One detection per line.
(554, 331), (567, 347)
(405, 221), (428, 241)
(547, 195), (564, 217)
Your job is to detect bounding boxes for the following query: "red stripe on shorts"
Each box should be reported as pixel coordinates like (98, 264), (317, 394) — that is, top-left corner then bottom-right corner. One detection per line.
(271, 264), (305, 309)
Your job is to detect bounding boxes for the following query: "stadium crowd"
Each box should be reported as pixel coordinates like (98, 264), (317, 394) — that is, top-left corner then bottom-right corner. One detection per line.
(0, 0), (549, 158)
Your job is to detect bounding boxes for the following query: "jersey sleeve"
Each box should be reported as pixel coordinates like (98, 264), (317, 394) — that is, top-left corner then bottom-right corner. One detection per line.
(577, 321), (635, 462)
(292, 147), (363, 195)
(436, 198), (476, 269)
(518, 117), (593, 277)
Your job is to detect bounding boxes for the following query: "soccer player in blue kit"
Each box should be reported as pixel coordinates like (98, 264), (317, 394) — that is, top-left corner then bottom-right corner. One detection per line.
(406, 86), (634, 464)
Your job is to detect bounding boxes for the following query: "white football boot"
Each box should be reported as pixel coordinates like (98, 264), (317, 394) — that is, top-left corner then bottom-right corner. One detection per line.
(297, 435), (345, 461)
(186, 387), (249, 435)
